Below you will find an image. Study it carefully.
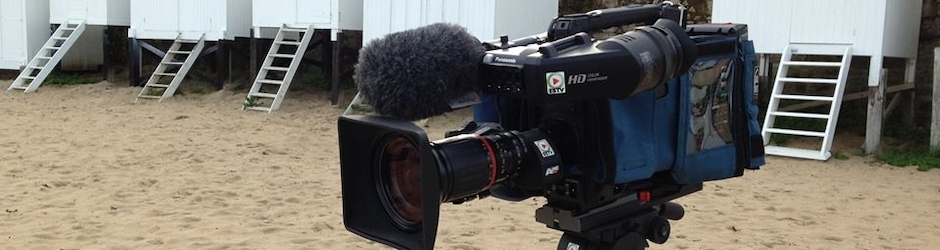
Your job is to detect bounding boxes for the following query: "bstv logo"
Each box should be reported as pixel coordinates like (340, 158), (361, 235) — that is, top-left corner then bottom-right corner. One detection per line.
(546, 71), (566, 95)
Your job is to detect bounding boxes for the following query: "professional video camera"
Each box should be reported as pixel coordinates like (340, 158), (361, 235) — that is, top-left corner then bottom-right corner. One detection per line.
(338, 2), (765, 250)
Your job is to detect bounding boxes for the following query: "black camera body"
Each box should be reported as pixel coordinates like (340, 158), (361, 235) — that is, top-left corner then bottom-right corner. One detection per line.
(339, 3), (764, 250)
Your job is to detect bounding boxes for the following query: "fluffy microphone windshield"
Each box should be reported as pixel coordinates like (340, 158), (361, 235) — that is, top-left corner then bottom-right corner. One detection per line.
(355, 23), (486, 121)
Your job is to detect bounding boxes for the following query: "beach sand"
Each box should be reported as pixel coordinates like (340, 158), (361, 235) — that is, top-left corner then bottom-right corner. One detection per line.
(2, 81), (939, 250)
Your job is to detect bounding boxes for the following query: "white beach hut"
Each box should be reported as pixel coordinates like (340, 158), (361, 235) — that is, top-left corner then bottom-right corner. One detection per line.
(245, 0), (363, 112)
(712, 0), (922, 159)
(128, 0), (252, 101)
(49, 0), (130, 71)
(0, 0), (49, 71)
(363, 0), (559, 45)
(50, 0), (129, 26)
(7, 0), (131, 93)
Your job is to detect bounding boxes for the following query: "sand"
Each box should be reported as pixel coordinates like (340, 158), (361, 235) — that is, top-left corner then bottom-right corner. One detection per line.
(1, 81), (939, 250)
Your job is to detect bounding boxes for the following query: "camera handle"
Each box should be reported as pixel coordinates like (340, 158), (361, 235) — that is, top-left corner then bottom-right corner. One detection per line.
(482, 2), (686, 50)
(547, 2), (686, 41)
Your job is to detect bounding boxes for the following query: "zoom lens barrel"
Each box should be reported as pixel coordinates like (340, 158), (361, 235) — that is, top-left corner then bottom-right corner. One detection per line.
(432, 131), (528, 203)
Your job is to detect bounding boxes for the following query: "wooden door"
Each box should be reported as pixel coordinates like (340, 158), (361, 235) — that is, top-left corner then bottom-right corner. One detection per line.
(297, 0), (331, 25)
(0, 0), (26, 63)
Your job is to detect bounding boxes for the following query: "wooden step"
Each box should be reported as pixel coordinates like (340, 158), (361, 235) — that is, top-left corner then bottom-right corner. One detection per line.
(764, 128), (826, 137)
(263, 66), (289, 72)
(257, 79), (284, 85)
(245, 106), (273, 112)
(782, 61), (843, 67)
(773, 94), (835, 101)
(769, 111), (830, 119)
(268, 53), (295, 58)
(146, 84), (171, 88)
(250, 93), (277, 99)
(280, 27), (308, 33)
(778, 77), (839, 84)
(275, 41), (302, 46)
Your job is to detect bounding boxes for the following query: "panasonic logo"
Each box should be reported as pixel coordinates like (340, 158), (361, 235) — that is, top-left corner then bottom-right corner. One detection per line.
(494, 57), (517, 64)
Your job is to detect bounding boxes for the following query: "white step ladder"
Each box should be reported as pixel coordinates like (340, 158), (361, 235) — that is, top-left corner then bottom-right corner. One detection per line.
(7, 21), (87, 93)
(243, 25), (315, 112)
(136, 34), (206, 102)
(342, 91), (365, 115)
(762, 43), (853, 160)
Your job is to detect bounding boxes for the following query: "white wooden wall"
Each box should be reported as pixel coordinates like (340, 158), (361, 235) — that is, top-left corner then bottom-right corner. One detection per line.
(363, 0), (558, 45)
(129, 0), (251, 41)
(50, 0), (130, 26)
(712, 0), (921, 58)
(252, 0), (362, 30)
(0, 0), (50, 70)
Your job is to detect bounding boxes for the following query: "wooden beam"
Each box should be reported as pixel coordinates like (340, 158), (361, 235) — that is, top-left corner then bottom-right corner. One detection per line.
(931, 48), (940, 150)
(778, 83), (914, 112)
(883, 89), (902, 119)
(865, 69), (887, 154)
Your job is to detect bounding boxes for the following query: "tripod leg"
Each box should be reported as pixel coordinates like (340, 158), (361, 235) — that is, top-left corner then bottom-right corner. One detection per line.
(612, 233), (651, 250)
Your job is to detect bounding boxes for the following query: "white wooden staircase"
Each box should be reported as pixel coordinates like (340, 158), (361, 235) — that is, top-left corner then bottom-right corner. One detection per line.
(136, 34), (206, 102)
(243, 25), (315, 112)
(342, 92), (365, 115)
(762, 43), (853, 160)
(7, 21), (87, 93)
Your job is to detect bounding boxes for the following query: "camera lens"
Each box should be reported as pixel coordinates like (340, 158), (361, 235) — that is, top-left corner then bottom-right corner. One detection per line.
(434, 131), (531, 203)
(378, 135), (423, 228)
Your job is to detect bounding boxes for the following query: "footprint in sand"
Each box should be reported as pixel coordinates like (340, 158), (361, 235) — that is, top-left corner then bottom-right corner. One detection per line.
(310, 221), (335, 232)
(752, 194), (771, 201)
(458, 231), (479, 237)
(32, 233), (57, 240)
(290, 238), (318, 244)
(450, 245), (482, 250)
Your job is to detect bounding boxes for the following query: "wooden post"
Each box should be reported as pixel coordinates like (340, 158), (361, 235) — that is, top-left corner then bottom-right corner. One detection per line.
(901, 58), (916, 126)
(331, 30), (342, 105)
(758, 54), (771, 114)
(127, 38), (142, 86)
(214, 40), (228, 90)
(865, 69), (887, 154)
(102, 26), (111, 83)
(249, 29), (258, 86)
(931, 48), (940, 150)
